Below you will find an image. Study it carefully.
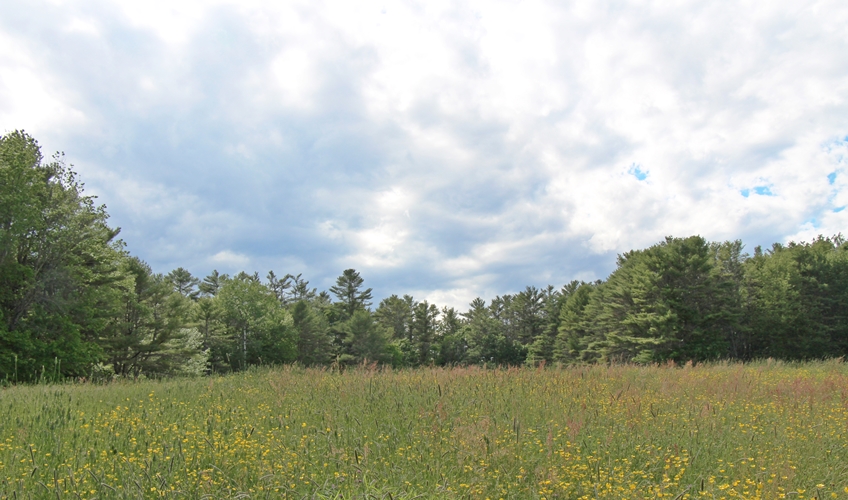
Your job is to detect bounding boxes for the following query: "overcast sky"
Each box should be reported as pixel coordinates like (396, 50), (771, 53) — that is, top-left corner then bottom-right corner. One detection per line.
(2, 0), (847, 309)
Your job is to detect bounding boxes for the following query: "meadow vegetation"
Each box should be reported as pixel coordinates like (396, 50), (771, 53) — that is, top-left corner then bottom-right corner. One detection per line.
(1, 361), (848, 499)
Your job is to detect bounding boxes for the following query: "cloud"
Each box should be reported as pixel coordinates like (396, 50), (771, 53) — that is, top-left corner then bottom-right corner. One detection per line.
(2, 0), (848, 309)
(209, 250), (250, 269)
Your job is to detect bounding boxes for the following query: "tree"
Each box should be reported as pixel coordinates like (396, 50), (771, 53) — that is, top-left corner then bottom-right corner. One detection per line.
(709, 240), (749, 359)
(288, 273), (317, 303)
(343, 310), (390, 364)
(266, 271), (292, 305)
(193, 296), (229, 373)
(216, 272), (295, 369)
(553, 281), (598, 363)
(463, 298), (525, 365)
(510, 286), (545, 346)
(167, 267), (200, 299)
(330, 269), (373, 320)
(374, 294), (414, 340)
(199, 270), (226, 297)
(411, 300), (439, 364)
(0, 130), (122, 380)
(525, 285), (565, 365)
(587, 236), (736, 363)
(436, 306), (466, 365)
(291, 300), (333, 365)
(100, 257), (194, 377)
(743, 236), (848, 360)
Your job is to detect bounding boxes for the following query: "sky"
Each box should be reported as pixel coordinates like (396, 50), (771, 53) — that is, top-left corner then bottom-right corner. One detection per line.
(1, 0), (848, 309)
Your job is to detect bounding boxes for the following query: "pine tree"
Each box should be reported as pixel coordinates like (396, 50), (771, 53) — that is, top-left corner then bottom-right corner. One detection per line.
(101, 257), (194, 377)
(411, 301), (439, 364)
(167, 267), (200, 299)
(292, 300), (333, 365)
(374, 294), (414, 340)
(344, 310), (390, 364)
(330, 269), (373, 320)
(199, 270), (226, 297)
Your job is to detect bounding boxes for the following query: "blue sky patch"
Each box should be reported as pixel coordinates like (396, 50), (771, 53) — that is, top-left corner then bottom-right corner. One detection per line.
(628, 164), (648, 181)
(835, 206), (845, 213)
(741, 186), (775, 197)
(829, 172), (837, 185)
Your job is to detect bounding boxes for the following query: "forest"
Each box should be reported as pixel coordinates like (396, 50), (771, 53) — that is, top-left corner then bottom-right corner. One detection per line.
(3, 129), (848, 381)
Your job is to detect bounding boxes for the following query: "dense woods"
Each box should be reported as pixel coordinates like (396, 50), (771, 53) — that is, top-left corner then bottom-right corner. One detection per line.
(3, 130), (848, 380)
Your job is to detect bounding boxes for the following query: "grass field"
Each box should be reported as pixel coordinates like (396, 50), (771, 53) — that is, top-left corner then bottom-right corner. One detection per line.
(1, 361), (848, 499)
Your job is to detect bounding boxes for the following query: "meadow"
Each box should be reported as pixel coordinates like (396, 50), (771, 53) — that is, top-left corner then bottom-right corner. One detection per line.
(1, 361), (847, 499)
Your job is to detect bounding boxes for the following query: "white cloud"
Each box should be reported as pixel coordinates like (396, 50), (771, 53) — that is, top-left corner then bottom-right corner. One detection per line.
(2, 0), (848, 308)
(64, 17), (101, 37)
(0, 31), (87, 135)
(209, 250), (250, 268)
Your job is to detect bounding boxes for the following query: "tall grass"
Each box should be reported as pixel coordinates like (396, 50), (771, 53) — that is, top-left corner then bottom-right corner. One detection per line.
(1, 361), (847, 498)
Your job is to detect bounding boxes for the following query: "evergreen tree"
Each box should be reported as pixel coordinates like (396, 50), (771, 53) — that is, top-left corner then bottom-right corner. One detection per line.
(553, 281), (599, 363)
(525, 285), (564, 365)
(288, 273), (317, 303)
(101, 257), (194, 377)
(199, 270), (226, 297)
(291, 300), (333, 365)
(266, 271), (292, 305)
(167, 267), (200, 300)
(411, 300), (439, 364)
(343, 310), (390, 364)
(436, 306), (466, 365)
(193, 296), (229, 373)
(463, 298), (525, 365)
(330, 269), (373, 320)
(709, 240), (749, 359)
(743, 236), (848, 359)
(374, 294), (414, 340)
(588, 236), (736, 363)
(512, 286), (545, 346)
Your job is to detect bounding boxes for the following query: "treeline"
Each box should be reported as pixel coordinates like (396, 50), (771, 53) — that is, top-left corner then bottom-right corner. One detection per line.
(3, 130), (848, 381)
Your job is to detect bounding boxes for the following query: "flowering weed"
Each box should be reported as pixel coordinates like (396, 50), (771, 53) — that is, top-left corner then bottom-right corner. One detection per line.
(0, 361), (847, 498)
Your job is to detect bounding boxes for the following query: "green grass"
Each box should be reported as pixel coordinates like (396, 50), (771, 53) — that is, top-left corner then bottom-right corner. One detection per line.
(1, 361), (848, 498)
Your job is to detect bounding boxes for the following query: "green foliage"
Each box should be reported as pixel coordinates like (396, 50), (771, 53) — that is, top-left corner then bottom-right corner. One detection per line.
(525, 285), (566, 365)
(0, 130), (121, 380)
(411, 300), (439, 364)
(291, 300), (333, 366)
(330, 269), (373, 320)
(386, 337), (418, 367)
(463, 298), (526, 365)
(99, 256), (195, 377)
(552, 280), (598, 363)
(7, 131), (848, 374)
(266, 270), (292, 305)
(578, 236), (736, 363)
(342, 310), (390, 364)
(436, 306), (466, 365)
(216, 272), (296, 370)
(744, 236), (848, 359)
(198, 269), (226, 297)
(167, 267), (200, 299)
(288, 273), (317, 303)
(374, 294), (414, 340)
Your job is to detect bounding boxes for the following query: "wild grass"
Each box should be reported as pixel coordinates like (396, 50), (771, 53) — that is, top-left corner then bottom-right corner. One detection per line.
(1, 360), (847, 499)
